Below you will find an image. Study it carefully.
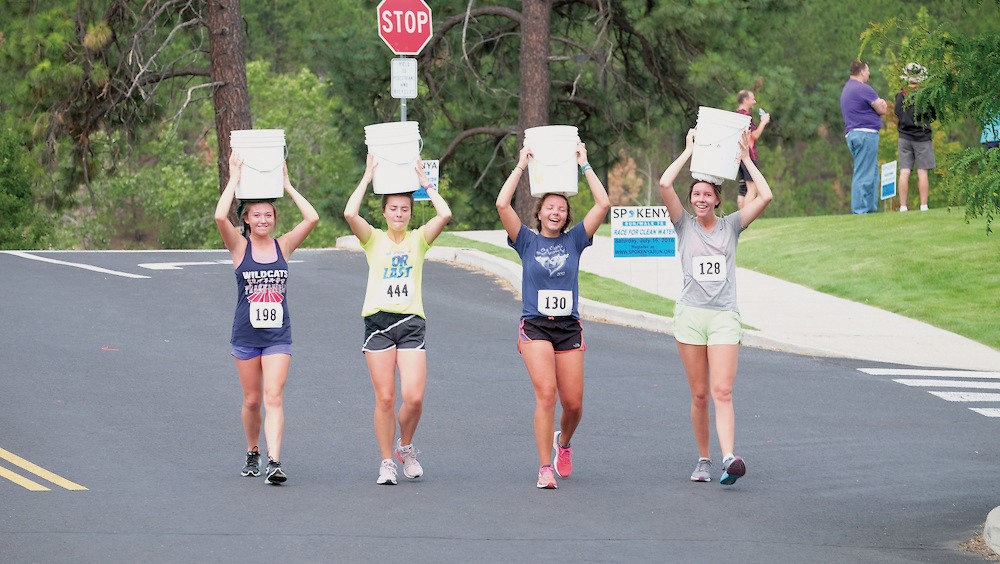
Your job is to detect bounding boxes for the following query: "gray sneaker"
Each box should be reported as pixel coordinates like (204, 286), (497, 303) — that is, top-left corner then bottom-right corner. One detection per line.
(394, 439), (423, 479)
(377, 458), (398, 485)
(690, 458), (712, 482)
(241, 449), (261, 477)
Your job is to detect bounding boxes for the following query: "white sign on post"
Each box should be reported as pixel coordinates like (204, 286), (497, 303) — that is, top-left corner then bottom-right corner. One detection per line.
(610, 206), (676, 258)
(391, 57), (418, 99)
(413, 159), (439, 201)
(881, 160), (897, 200)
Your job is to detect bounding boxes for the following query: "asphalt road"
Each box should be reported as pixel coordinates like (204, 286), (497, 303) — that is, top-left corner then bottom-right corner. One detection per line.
(0, 249), (995, 563)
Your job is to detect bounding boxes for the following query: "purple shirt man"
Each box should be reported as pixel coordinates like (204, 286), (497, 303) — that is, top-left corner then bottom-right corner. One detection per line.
(840, 61), (887, 214)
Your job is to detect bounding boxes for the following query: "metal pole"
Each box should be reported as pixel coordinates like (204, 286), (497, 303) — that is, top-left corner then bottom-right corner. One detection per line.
(401, 98), (407, 122)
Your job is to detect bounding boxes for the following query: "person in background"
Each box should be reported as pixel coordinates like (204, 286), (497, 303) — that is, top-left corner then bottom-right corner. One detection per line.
(735, 90), (771, 210)
(214, 150), (320, 485)
(840, 60), (888, 214)
(344, 155), (452, 486)
(895, 63), (935, 212)
(982, 113), (1000, 150)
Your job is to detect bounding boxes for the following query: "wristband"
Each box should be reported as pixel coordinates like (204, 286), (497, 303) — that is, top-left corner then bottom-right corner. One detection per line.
(580, 163), (592, 174)
(514, 165), (525, 173)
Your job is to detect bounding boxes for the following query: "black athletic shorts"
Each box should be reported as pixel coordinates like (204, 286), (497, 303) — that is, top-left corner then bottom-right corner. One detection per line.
(518, 316), (586, 353)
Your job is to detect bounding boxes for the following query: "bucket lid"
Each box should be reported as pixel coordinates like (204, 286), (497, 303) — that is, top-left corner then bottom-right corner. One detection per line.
(365, 121), (420, 136)
(231, 128), (285, 138)
(524, 125), (579, 138)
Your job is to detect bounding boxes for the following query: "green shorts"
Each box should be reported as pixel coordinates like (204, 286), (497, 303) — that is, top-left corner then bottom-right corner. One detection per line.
(673, 303), (742, 346)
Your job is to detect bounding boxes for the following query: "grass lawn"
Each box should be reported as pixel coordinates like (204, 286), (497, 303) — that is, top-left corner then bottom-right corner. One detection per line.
(438, 208), (999, 350)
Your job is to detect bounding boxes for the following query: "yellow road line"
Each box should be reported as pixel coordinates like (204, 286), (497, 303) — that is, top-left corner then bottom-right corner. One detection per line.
(0, 447), (88, 491)
(0, 465), (50, 491)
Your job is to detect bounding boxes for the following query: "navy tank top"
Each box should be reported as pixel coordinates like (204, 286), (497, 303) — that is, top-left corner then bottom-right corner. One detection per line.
(231, 238), (292, 347)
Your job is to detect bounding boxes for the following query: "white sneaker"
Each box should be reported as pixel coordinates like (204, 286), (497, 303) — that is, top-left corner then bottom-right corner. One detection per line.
(899, 205), (908, 212)
(920, 204), (929, 211)
(376, 458), (397, 485)
(394, 439), (423, 479)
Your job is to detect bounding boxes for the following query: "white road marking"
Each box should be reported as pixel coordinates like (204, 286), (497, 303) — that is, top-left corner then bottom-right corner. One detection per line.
(138, 260), (232, 270)
(969, 408), (1000, 417)
(4, 251), (150, 279)
(859, 368), (1000, 379)
(893, 379), (1000, 389)
(927, 391), (1000, 402)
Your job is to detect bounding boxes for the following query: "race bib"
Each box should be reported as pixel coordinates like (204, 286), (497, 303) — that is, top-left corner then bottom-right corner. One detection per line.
(692, 255), (726, 282)
(381, 279), (413, 307)
(249, 301), (283, 329)
(537, 289), (572, 316)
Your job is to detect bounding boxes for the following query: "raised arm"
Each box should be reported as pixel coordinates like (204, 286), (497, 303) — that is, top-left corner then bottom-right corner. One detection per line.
(277, 163), (320, 258)
(577, 142), (611, 238)
(658, 129), (696, 223)
(417, 159), (452, 244)
(214, 150), (247, 261)
(752, 112), (770, 140)
(496, 146), (530, 242)
(737, 130), (773, 227)
(343, 154), (375, 245)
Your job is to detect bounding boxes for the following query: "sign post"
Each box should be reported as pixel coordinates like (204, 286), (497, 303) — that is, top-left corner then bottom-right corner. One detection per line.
(376, 0), (433, 122)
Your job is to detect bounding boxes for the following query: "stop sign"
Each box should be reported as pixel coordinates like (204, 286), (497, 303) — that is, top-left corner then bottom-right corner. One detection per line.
(377, 0), (433, 56)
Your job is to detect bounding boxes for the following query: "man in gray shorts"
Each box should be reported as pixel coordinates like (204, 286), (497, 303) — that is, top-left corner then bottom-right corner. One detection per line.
(895, 62), (936, 212)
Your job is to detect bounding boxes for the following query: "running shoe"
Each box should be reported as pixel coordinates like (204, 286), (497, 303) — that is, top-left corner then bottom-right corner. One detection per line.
(536, 464), (557, 489)
(394, 439), (423, 479)
(720, 455), (746, 485)
(264, 459), (287, 485)
(377, 458), (398, 485)
(552, 431), (573, 478)
(241, 448), (261, 477)
(690, 458), (712, 482)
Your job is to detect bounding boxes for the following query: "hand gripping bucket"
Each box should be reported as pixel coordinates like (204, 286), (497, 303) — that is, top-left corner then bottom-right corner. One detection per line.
(689, 107), (751, 183)
(364, 121), (422, 195)
(524, 125), (580, 197)
(230, 129), (286, 199)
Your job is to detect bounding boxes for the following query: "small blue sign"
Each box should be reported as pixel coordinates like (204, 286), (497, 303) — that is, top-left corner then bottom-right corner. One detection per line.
(614, 237), (676, 258)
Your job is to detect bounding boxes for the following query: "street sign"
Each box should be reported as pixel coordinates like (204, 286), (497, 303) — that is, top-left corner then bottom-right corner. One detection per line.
(414, 160), (439, 201)
(377, 0), (433, 56)
(610, 206), (676, 258)
(391, 57), (418, 99)
(881, 160), (897, 200)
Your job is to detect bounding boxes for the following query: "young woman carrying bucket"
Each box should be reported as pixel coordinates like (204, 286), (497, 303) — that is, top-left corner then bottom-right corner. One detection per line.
(214, 150), (320, 485)
(344, 154), (452, 486)
(496, 141), (610, 489)
(658, 129), (772, 486)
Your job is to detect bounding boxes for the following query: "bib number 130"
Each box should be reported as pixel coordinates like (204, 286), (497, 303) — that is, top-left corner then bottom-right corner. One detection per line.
(250, 302), (283, 329)
(537, 289), (572, 316)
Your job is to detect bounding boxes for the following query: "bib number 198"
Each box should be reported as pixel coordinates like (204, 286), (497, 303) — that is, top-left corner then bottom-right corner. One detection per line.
(250, 302), (283, 329)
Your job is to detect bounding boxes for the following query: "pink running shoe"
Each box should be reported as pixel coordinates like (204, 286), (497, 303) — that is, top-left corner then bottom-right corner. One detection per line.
(552, 431), (573, 478)
(536, 464), (557, 489)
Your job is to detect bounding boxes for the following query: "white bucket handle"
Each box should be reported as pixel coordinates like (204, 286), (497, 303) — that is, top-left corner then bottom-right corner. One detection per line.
(235, 145), (289, 173)
(694, 126), (748, 148)
(370, 138), (424, 166)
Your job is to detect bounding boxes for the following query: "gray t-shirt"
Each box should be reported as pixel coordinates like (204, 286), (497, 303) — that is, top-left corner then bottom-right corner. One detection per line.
(674, 210), (745, 312)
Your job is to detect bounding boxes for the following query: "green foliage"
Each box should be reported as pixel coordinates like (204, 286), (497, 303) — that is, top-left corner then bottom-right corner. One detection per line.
(862, 2), (1000, 231)
(0, 124), (49, 249)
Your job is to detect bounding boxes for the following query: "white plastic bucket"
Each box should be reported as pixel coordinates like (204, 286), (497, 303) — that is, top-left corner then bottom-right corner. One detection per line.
(524, 125), (580, 197)
(689, 107), (751, 183)
(231, 129), (286, 199)
(364, 121), (422, 195)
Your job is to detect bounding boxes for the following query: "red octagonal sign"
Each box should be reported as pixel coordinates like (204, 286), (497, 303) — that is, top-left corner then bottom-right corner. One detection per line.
(377, 0), (433, 56)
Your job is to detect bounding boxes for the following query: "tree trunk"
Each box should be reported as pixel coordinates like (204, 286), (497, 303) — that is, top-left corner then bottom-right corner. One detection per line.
(207, 0), (252, 198)
(515, 0), (552, 224)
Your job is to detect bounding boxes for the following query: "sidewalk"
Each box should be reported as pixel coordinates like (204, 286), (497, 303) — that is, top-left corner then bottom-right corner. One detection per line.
(442, 230), (1000, 372)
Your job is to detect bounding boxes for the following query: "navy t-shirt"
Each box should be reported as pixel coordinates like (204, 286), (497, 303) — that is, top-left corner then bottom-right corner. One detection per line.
(508, 222), (593, 319)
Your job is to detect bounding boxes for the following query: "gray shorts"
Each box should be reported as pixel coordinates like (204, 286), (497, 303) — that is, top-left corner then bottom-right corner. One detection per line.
(363, 312), (426, 352)
(898, 138), (935, 170)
